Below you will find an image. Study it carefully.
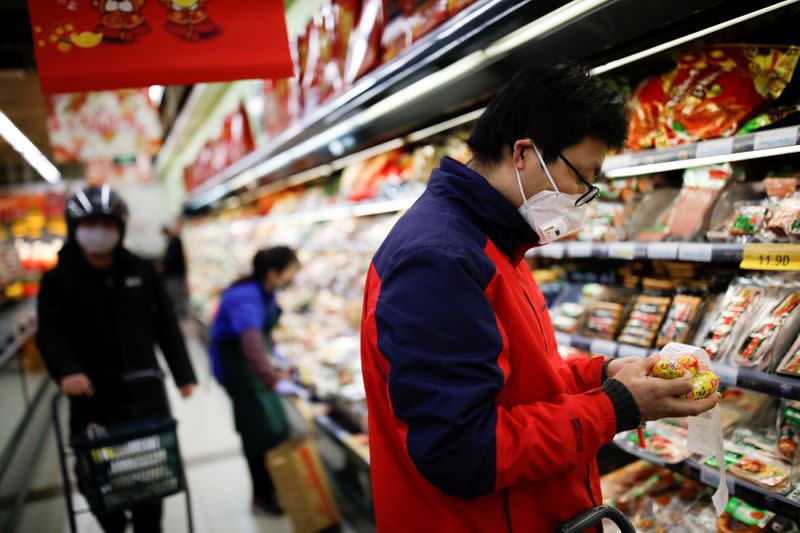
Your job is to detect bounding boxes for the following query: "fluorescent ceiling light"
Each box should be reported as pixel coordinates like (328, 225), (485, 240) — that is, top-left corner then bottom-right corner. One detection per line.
(603, 144), (800, 178)
(149, 85), (165, 105)
(0, 109), (60, 183)
(592, 0), (799, 75)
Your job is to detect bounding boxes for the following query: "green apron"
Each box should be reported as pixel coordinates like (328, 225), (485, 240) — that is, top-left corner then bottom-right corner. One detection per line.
(217, 332), (289, 457)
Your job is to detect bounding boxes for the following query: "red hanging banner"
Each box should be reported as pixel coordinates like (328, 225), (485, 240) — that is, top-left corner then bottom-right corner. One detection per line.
(27, 0), (293, 94)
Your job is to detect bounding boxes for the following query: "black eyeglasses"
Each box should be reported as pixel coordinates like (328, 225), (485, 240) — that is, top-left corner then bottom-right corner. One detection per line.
(558, 153), (600, 207)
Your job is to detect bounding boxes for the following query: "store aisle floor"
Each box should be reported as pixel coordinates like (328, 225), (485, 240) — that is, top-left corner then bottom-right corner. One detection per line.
(17, 324), (295, 533)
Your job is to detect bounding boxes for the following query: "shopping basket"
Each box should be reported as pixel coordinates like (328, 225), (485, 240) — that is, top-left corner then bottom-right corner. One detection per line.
(556, 505), (635, 533)
(52, 380), (194, 533)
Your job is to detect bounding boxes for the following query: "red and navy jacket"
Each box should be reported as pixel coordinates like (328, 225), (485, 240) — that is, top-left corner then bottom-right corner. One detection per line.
(361, 157), (639, 532)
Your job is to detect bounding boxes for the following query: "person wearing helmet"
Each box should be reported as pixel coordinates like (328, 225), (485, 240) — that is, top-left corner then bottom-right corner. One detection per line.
(37, 185), (197, 533)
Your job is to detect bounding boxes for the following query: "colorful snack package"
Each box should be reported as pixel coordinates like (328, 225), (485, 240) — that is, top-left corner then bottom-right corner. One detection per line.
(655, 45), (800, 148)
(657, 294), (703, 348)
(729, 203), (769, 237)
(777, 401), (800, 461)
(699, 281), (764, 362)
(618, 295), (672, 348)
(380, 12), (411, 64)
(736, 105), (800, 135)
(626, 75), (669, 151)
(717, 497), (776, 531)
(766, 197), (800, 239)
(736, 290), (800, 370)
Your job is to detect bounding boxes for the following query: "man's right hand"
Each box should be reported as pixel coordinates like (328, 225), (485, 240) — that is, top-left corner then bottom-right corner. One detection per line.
(60, 373), (94, 397)
(611, 355), (720, 421)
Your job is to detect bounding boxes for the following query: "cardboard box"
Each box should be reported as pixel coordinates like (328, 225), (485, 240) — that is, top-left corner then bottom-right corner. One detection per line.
(266, 439), (341, 533)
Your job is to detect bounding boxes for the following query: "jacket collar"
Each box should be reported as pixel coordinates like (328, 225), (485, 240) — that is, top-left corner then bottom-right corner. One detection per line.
(428, 157), (539, 260)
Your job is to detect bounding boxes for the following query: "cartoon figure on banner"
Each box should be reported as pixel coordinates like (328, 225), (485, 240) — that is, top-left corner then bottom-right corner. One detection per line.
(160, 0), (218, 41)
(89, 0), (151, 43)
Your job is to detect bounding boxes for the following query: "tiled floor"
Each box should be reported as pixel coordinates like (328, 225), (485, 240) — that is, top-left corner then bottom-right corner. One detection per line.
(17, 327), (306, 533)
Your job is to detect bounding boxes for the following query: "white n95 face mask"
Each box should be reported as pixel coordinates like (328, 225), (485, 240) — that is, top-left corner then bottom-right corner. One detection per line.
(75, 226), (120, 255)
(515, 145), (587, 244)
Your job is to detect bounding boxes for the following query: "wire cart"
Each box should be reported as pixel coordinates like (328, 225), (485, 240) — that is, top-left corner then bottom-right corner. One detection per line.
(557, 505), (635, 533)
(52, 391), (195, 533)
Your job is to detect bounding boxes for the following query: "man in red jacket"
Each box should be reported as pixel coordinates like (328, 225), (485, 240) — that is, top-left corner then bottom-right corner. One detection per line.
(360, 64), (720, 532)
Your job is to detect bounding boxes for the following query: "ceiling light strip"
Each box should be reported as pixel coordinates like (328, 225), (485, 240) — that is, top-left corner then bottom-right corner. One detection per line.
(0, 109), (60, 183)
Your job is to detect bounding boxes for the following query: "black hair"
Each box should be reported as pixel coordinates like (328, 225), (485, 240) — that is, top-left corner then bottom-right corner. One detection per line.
(230, 246), (299, 288)
(467, 63), (628, 164)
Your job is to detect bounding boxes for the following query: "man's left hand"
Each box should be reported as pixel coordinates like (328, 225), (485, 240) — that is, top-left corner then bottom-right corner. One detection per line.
(179, 383), (196, 398)
(607, 357), (640, 379)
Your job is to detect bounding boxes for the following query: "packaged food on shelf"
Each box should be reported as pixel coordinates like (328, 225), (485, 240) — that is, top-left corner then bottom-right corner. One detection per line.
(618, 420), (692, 464)
(735, 288), (800, 370)
(380, 12), (412, 64)
(729, 203), (770, 237)
(777, 336), (800, 377)
(736, 104), (800, 135)
(343, 0), (386, 85)
(447, 0), (477, 15)
(576, 201), (629, 242)
(617, 295), (672, 347)
(697, 278), (765, 363)
(408, 0), (448, 43)
(627, 44), (800, 151)
(764, 174), (799, 199)
(777, 400), (800, 461)
(717, 497), (779, 532)
(665, 164), (733, 241)
(657, 294), (704, 348)
(583, 301), (625, 339)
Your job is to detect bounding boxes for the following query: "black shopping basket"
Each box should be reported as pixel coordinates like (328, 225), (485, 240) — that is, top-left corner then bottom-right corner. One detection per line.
(52, 391), (195, 533)
(556, 505), (635, 533)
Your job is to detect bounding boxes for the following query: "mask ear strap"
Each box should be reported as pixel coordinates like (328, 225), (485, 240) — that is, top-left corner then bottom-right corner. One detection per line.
(514, 166), (527, 203)
(532, 144), (561, 194)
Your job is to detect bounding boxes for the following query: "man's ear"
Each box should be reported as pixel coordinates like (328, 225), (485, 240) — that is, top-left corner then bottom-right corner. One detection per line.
(512, 139), (535, 170)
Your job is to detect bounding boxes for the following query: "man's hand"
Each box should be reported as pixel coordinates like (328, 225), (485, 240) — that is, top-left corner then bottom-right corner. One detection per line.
(60, 373), (94, 397)
(606, 357), (639, 379)
(179, 383), (196, 398)
(611, 355), (720, 421)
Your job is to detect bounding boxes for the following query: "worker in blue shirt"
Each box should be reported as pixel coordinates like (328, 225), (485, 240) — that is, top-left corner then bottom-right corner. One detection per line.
(210, 246), (300, 516)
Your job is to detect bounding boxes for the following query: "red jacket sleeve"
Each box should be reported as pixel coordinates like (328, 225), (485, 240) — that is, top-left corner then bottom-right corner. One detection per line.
(564, 356), (606, 392)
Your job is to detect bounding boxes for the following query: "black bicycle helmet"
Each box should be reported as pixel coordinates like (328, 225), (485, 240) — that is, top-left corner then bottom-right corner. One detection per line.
(65, 185), (129, 238)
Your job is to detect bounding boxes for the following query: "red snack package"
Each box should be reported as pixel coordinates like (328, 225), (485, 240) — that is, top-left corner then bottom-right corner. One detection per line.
(409, 0), (448, 42)
(447, 0), (478, 15)
(344, 0), (387, 85)
(655, 45), (800, 148)
(381, 13), (412, 64)
(626, 75), (670, 151)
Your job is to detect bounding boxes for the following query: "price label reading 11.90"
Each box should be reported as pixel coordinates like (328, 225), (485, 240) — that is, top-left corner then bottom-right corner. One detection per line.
(740, 244), (800, 271)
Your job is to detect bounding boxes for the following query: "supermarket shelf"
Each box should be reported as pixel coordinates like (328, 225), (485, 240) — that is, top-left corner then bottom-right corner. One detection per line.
(603, 125), (800, 178)
(186, 0), (744, 209)
(613, 441), (800, 520)
(527, 241), (754, 263)
(554, 332), (800, 400)
(268, 196), (419, 224)
(315, 414), (370, 469)
(0, 299), (38, 369)
(0, 323), (36, 370)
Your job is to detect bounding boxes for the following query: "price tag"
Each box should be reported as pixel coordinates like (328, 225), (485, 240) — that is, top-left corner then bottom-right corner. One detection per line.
(646, 242), (680, 260)
(700, 466), (736, 495)
(554, 331), (572, 347)
(696, 137), (734, 158)
(740, 243), (800, 271)
(590, 339), (617, 356)
(710, 363), (738, 386)
(568, 242), (593, 258)
(608, 242), (637, 260)
(753, 126), (799, 151)
(617, 344), (650, 359)
(678, 243), (713, 262)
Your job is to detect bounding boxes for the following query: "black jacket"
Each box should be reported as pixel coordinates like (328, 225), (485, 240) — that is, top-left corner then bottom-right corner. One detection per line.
(37, 242), (196, 429)
(162, 235), (186, 279)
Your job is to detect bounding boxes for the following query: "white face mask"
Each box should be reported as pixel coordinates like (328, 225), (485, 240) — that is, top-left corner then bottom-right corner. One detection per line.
(75, 226), (120, 255)
(515, 145), (587, 244)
